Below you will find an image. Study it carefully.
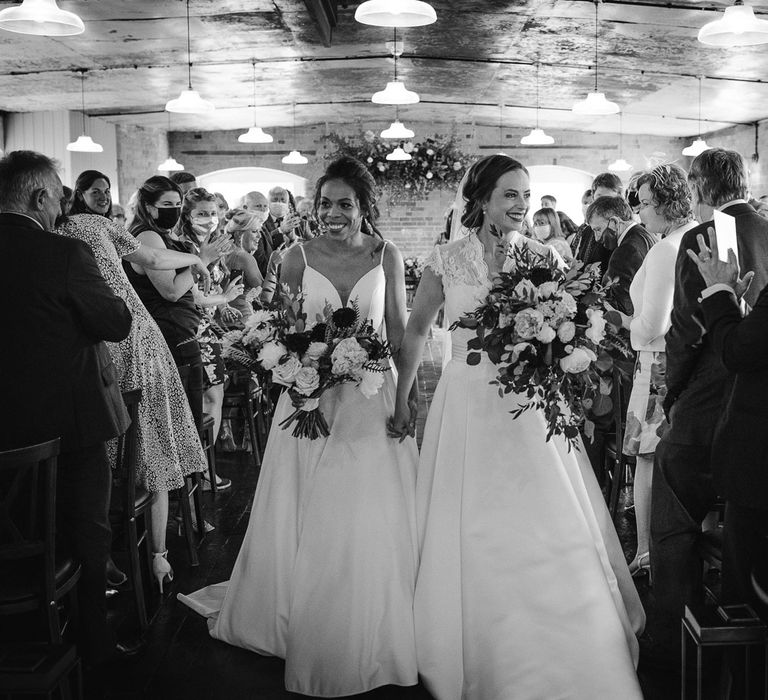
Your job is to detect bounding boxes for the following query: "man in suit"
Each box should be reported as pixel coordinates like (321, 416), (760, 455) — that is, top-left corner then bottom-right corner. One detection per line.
(575, 173), (623, 276)
(0, 150), (133, 664)
(586, 195), (656, 316)
(651, 148), (768, 622)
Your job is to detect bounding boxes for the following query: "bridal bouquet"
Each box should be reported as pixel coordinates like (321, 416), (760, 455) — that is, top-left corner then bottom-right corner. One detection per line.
(222, 288), (391, 439)
(454, 243), (633, 450)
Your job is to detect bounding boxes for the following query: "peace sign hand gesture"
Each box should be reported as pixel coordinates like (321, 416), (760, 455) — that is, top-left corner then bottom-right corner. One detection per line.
(685, 227), (754, 299)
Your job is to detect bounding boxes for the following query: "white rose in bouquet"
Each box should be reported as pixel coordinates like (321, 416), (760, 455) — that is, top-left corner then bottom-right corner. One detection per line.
(305, 341), (329, 361)
(585, 308), (607, 344)
(331, 337), (369, 376)
(271, 355), (303, 386)
(513, 279), (538, 301)
(537, 281), (559, 299)
(293, 366), (320, 396)
(514, 308), (545, 340)
(536, 324), (556, 344)
(556, 320), (576, 343)
(257, 340), (287, 370)
(357, 367), (386, 398)
(559, 346), (597, 374)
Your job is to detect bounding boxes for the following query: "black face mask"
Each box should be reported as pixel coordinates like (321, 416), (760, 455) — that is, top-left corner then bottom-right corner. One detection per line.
(155, 206), (181, 230)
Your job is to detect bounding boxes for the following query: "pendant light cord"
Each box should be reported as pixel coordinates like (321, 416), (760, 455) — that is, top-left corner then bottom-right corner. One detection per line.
(594, 1), (599, 93)
(697, 76), (702, 139)
(535, 62), (540, 129)
(186, 0), (192, 89)
(251, 59), (257, 125)
(393, 27), (398, 82)
(79, 70), (86, 133)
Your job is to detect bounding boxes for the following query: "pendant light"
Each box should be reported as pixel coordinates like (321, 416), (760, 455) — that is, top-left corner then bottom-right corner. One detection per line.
(521, 63), (555, 145)
(67, 71), (103, 153)
(355, 0), (436, 27)
(158, 112), (185, 172)
(282, 103), (308, 165)
(238, 60), (273, 143)
(166, 0), (214, 114)
(0, 0), (84, 36)
(698, 0), (768, 47)
(682, 77), (712, 157)
(372, 29), (419, 104)
(386, 145), (412, 161)
(381, 106), (415, 139)
(572, 1), (620, 115)
(608, 113), (632, 172)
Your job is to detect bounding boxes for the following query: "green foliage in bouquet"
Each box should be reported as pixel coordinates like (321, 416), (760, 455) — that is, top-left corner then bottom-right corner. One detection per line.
(455, 242), (634, 451)
(323, 131), (469, 204)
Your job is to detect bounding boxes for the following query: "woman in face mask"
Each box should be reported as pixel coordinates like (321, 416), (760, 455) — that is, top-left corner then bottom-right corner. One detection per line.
(531, 207), (574, 263)
(70, 170), (113, 218)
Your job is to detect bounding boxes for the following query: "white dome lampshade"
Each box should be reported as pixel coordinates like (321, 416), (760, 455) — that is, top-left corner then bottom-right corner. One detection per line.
(372, 80), (419, 105)
(355, 0), (437, 27)
(282, 150), (308, 165)
(608, 158), (632, 172)
(66, 135), (103, 153)
(0, 0), (84, 36)
(165, 88), (215, 114)
(157, 157), (185, 172)
(682, 138), (712, 157)
(520, 128), (554, 146)
(572, 91), (620, 115)
(238, 126), (273, 143)
(386, 146), (411, 161)
(698, 2), (768, 46)
(381, 120), (415, 139)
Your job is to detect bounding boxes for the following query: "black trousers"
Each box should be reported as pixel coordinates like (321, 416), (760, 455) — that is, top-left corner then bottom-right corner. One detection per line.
(57, 443), (113, 664)
(650, 437), (716, 618)
(170, 337), (204, 432)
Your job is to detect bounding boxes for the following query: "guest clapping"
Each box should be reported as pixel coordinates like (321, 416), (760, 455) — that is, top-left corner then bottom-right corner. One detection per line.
(652, 148), (768, 624)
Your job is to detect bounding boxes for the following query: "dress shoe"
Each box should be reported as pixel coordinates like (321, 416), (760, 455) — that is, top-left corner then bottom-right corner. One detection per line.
(114, 638), (145, 658)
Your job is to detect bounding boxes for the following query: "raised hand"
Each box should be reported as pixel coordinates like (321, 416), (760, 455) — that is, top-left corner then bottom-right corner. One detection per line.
(223, 278), (245, 303)
(190, 257), (211, 293)
(279, 214), (303, 236)
(685, 228), (754, 298)
(200, 235), (233, 265)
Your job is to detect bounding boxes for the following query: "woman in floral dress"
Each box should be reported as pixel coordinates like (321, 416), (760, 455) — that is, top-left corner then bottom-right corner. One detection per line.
(57, 212), (225, 590)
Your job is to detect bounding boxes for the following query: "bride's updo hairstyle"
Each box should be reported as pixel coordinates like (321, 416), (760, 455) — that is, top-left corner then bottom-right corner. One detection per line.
(313, 155), (383, 239)
(461, 155), (529, 230)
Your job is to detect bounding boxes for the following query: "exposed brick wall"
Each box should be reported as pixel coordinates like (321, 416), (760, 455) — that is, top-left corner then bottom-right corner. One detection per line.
(116, 124), (169, 205)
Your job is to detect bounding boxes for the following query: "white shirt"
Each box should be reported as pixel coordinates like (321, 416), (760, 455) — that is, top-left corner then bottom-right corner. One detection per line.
(628, 220), (698, 352)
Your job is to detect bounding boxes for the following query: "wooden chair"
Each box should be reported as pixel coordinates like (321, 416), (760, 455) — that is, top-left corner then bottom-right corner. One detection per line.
(222, 369), (262, 470)
(174, 364), (207, 567)
(109, 388), (152, 631)
(0, 438), (81, 645)
(603, 367), (636, 522)
(0, 643), (82, 700)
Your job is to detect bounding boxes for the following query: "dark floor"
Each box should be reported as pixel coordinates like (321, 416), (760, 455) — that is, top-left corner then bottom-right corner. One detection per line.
(97, 330), (689, 700)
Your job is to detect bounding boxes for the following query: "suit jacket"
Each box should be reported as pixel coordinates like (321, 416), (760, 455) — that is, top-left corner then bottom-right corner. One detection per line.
(0, 213), (132, 453)
(603, 223), (656, 316)
(664, 202), (768, 445)
(573, 225), (611, 278)
(702, 284), (768, 508)
(254, 216), (278, 277)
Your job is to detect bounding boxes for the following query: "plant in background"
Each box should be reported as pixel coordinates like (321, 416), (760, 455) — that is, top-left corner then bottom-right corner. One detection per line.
(403, 256), (424, 288)
(324, 131), (469, 203)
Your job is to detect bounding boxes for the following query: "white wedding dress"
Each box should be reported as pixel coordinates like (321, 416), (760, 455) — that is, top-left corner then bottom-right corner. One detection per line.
(179, 243), (420, 697)
(415, 235), (645, 700)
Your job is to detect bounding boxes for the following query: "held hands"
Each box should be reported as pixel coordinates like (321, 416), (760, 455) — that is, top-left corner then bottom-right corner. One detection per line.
(220, 305), (243, 326)
(386, 397), (419, 442)
(685, 228), (754, 298)
(200, 235), (233, 265)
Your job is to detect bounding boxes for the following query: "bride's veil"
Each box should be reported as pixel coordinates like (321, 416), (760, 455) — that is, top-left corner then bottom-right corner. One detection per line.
(449, 168), (472, 241)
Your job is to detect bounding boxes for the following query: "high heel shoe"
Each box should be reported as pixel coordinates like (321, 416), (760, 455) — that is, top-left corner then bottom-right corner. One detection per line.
(152, 550), (174, 594)
(628, 552), (651, 583)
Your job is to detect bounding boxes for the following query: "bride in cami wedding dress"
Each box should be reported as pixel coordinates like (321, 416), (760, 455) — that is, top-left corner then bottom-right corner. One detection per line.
(391, 155), (646, 700)
(180, 157), (419, 697)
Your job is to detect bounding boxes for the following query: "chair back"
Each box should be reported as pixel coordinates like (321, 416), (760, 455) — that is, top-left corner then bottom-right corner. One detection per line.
(0, 439), (61, 609)
(113, 390), (142, 517)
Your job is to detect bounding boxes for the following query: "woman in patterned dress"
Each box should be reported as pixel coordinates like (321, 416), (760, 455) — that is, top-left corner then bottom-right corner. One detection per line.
(58, 210), (227, 590)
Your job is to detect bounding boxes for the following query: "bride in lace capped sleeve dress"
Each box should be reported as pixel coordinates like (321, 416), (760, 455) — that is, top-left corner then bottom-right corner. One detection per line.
(179, 157), (419, 697)
(391, 155), (645, 700)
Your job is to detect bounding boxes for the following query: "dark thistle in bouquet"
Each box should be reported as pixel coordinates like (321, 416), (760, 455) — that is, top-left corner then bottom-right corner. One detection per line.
(453, 237), (633, 450)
